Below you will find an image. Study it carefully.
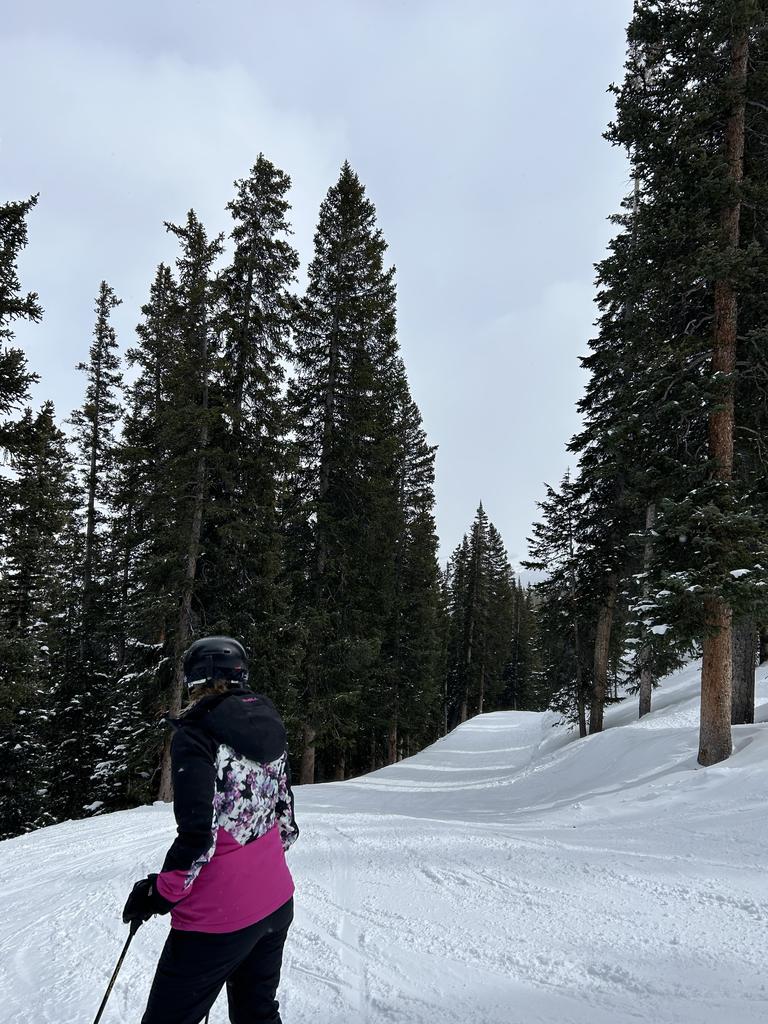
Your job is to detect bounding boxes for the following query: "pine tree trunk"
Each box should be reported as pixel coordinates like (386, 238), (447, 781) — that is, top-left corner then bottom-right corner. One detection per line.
(700, 595), (734, 765)
(300, 723), (316, 784)
(334, 748), (346, 781)
(589, 575), (618, 734)
(387, 718), (398, 764)
(638, 502), (656, 718)
(698, 22), (747, 767)
(731, 616), (756, 725)
(567, 517), (586, 738)
(760, 627), (768, 665)
(478, 663), (485, 716)
(576, 685), (587, 740)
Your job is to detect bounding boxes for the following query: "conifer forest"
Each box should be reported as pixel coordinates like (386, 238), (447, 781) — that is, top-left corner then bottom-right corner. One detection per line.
(3, 0), (768, 840)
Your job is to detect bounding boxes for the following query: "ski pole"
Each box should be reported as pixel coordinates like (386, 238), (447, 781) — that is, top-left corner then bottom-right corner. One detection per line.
(92, 918), (142, 1024)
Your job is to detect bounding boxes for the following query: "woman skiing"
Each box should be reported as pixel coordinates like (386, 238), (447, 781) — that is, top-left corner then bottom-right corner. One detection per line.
(123, 636), (299, 1024)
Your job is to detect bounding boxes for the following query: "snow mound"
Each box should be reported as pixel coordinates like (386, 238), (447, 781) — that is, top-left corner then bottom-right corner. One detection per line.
(2, 660), (768, 1023)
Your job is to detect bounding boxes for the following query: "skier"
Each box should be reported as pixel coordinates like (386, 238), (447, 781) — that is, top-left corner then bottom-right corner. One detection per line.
(122, 636), (299, 1024)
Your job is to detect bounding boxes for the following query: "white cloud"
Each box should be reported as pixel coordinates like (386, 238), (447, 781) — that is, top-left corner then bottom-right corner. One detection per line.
(1, 33), (346, 410)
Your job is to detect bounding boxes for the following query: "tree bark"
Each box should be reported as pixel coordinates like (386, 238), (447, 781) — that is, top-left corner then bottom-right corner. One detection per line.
(334, 748), (346, 781)
(300, 723), (316, 785)
(638, 502), (656, 718)
(700, 595), (734, 765)
(387, 718), (398, 764)
(698, 22), (747, 767)
(759, 627), (768, 665)
(589, 576), (618, 734)
(731, 616), (756, 725)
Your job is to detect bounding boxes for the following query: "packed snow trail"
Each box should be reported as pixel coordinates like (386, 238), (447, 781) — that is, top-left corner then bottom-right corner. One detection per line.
(3, 661), (768, 1023)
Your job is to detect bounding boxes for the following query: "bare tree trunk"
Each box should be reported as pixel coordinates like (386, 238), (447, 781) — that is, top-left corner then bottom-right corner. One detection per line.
(698, 22), (747, 767)
(334, 748), (346, 781)
(478, 664), (485, 716)
(731, 617), (756, 725)
(590, 576), (618, 734)
(300, 723), (316, 785)
(638, 502), (656, 718)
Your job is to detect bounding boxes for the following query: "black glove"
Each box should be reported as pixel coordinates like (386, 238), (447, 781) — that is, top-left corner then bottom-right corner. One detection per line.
(122, 873), (176, 923)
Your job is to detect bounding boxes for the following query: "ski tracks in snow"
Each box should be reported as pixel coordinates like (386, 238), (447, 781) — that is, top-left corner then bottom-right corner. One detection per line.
(4, 662), (768, 1023)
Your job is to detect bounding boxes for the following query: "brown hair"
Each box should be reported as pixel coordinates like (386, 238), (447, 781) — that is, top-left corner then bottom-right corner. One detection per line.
(186, 678), (233, 705)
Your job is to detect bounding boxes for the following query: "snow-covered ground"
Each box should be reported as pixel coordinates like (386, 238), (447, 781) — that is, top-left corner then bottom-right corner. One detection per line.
(3, 660), (768, 1023)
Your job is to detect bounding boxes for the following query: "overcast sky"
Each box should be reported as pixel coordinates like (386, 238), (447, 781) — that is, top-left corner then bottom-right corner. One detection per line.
(1, 0), (633, 569)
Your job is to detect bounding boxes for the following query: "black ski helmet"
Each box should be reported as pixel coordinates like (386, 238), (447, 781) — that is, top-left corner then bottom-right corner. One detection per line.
(183, 635), (249, 689)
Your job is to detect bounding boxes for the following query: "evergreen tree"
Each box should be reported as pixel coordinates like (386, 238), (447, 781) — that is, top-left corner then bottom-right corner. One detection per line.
(112, 219), (224, 802)
(40, 283), (127, 823)
(380, 386), (443, 764)
(202, 157), (299, 703)
(608, 0), (768, 764)
(159, 214), (224, 798)
(443, 506), (524, 727)
(69, 281), (123, 662)
(503, 582), (539, 711)
(0, 195), (40, 458)
(0, 404), (80, 835)
(444, 536), (471, 729)
(524, 472), (590, 735)
(286, 162), (405, 782)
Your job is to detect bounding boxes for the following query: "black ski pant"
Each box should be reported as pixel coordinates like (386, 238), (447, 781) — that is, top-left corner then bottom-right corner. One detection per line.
(141, 898), (293, 1024)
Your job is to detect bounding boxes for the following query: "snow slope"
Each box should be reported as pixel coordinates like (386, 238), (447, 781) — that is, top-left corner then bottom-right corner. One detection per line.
(3, 661), (768, 1024)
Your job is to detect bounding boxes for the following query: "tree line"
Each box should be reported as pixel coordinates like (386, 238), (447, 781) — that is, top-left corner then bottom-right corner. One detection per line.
(0, 162), (538, 838)
(526, 0), (768, 760)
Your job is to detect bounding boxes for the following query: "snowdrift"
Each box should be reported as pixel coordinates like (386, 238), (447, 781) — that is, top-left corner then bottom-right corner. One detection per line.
(2, 661), (768, 1023)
